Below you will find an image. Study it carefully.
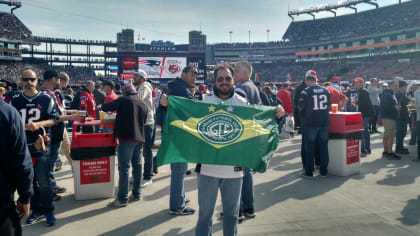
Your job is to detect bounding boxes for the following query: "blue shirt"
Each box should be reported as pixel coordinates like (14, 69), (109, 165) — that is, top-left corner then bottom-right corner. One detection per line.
(298, 85), (331, 127)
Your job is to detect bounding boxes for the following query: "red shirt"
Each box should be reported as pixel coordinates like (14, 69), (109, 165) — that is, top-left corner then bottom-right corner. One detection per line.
(327, 86), (347, 107)
(80, 90), (96, 119)
(277, 89), (293, 114)
(104, 91), (118, 104)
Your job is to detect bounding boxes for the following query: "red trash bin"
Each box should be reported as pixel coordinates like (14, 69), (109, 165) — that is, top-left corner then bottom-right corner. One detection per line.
(328, 112), (364, 176)
(71, 120), (118, 200)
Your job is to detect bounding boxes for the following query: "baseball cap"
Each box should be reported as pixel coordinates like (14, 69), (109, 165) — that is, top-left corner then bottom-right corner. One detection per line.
(331, 76), (340, 83)
(122, 84), (138, 95)
(305, 70), (317, 78)
(134, 69), (147, 79)
(198, 84), (206, 90)
(353, 77), (364, 84)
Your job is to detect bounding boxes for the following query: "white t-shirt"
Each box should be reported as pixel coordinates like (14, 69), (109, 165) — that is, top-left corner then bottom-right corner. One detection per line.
(199, 93), (248, 179)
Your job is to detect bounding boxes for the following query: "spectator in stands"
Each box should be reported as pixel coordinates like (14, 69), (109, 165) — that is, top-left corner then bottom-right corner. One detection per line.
(380, 79), (401, 160)
(395, 80), (410, 154)
(354, 77), (374, 157)
(368, 78), (382, 134)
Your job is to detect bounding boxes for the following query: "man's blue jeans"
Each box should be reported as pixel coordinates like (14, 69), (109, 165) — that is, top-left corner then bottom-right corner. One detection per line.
(195, 174), (242, 236)
(303, 126), (329, 176)
(362, 117), (371, 153)
(117, 140), (143, 203)
(170, 163), (188, 210)
(143, 124), (154, 180)
(240, 168), (254, 211)
(396, 119), (408, 151)
(48, 143), (61, 189)
(31, 153), (54, 214)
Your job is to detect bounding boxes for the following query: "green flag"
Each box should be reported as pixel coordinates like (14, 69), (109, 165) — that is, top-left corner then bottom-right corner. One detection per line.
(156, 96), (280, 173)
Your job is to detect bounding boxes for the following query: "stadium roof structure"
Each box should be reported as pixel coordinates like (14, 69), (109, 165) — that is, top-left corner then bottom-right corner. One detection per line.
(0, 0), (21, 13)
(288, 0), (379, 21)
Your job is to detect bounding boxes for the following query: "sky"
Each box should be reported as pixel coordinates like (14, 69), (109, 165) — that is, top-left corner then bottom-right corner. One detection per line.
(1, 0), (406, 44)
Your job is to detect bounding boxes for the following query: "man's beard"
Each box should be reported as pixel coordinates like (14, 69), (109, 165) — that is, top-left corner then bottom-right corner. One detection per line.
(24, 84), (35, 90)
(214, 85), (234, 98)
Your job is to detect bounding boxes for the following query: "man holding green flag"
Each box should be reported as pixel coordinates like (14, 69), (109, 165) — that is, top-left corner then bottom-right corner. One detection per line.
(158, 63), (285, 236)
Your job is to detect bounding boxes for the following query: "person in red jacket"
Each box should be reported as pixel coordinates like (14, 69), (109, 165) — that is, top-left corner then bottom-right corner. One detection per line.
(277, 83), (293, 115)
(325, 82), (348, 111)
(79, 80), (96, 119)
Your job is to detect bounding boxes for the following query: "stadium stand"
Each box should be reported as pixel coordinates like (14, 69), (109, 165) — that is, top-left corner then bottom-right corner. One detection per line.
(0, 12), (32, 42)
(283, 0), (420, 44)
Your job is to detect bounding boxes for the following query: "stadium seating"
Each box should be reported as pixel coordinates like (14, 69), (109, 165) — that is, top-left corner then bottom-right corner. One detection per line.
(283, 1), (420, 44)
(0, 12), (32, 42)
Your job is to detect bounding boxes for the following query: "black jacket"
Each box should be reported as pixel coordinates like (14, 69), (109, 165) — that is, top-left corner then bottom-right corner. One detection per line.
(396, 90), (409, 121)
(0, 99), (34, 204)
(167, 78), (194, 99)
(101, 95), (147, 142)
(380, 89), (398, 120)
(357, 88), (375, 118)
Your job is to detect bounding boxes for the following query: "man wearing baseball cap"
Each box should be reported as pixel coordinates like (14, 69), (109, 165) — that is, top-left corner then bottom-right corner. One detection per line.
(330, 76), (341, 92)
(133, 70), (155, 188)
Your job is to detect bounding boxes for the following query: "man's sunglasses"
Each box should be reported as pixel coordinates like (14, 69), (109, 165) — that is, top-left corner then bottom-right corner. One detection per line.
(216, 76), (233, 83)
(188, 71), (199, 75)
(22, 77), (37, 82)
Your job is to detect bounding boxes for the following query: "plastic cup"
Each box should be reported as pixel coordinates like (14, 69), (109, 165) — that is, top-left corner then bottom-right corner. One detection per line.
(99, 111), (105, 120)
(331, 104), (338, 113)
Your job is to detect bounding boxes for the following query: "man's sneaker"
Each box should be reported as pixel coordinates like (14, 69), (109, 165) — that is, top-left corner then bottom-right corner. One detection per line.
(108, 199), (128, 207)
(26, 212), (44, 224)
(299, 172), (314, 179)
(129, 195), (141, 202)
(141, 179), (152, 188)
(320, 174), (328, 178)
(54, 186), (66, 194)
(382, 152), (391, 158)
(396, 149), (409, 154)
(388, 153), (402, 160)
(45, 212), (56, 226)
(238, 211), (245, 222)
(243, 208), (256, 218)
(361, 152), (367, 157)
(169, 206), (195, 216)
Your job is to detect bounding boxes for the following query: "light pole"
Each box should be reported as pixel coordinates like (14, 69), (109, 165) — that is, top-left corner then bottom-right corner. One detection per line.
(229, 31), (232, 43)
(248, 30), (251, 45)
(266, 29), (270, 42)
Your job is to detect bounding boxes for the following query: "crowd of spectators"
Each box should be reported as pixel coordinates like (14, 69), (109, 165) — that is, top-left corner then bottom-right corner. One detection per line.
(0, 12), (32, 42)
(283, 0), (420, 44)
(253, 58), (420, 82)
(0, 61), (96, 84)
(214, 41), (290, 49)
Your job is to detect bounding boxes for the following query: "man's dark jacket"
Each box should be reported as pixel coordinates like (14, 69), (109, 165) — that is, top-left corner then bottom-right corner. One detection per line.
(102, 95), (147, 142)
(380, 89), (398, 120)
(357, 88), (375, 118)
(0, 99), (34, 204)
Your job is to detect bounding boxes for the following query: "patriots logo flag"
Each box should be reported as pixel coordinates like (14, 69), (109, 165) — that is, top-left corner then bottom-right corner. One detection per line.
(139, 59), (161, 67)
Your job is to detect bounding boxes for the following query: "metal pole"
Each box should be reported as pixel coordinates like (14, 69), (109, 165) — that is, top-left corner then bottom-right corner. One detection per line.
(266, 29), (270, 42)
(248, 30), (251, 45)
(229, 31), (232, 43)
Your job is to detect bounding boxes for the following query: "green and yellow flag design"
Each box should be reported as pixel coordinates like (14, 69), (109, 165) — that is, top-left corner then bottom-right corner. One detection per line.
(156, 96), (280, 173)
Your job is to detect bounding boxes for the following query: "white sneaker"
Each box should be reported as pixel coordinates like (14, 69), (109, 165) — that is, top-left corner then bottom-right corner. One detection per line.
(141, 179), (152, 188)
(108, 199), (128, 207)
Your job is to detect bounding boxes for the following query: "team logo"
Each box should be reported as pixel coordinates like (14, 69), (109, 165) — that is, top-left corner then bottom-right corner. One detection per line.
(167, 60), (180, 74)
(139, 59), (161, 68)
(197, 113), (244, 145)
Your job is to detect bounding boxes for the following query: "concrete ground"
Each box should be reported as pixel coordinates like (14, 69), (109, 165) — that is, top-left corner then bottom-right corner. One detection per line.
(22, 129), (420, 236)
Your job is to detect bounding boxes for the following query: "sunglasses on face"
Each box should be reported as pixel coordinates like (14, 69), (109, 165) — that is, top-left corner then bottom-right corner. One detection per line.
(22, 77), (37, 82)
(188, 71), (199, 76)
(216, 76), (233, 83)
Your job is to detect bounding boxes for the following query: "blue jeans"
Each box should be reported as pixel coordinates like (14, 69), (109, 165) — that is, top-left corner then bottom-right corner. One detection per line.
(240, 168), (254, 211)
(396, 120), (408, 151)
(48, 143), (61, 189)
(31, 153), (54, 214)
(117, 140), (143, 203)
(143, 124), (154, 180)
(303, 126), (329, 176)
(170, 163), (188, 210)
(362, 117), (371, 153)
(195, 174), (242, 236)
